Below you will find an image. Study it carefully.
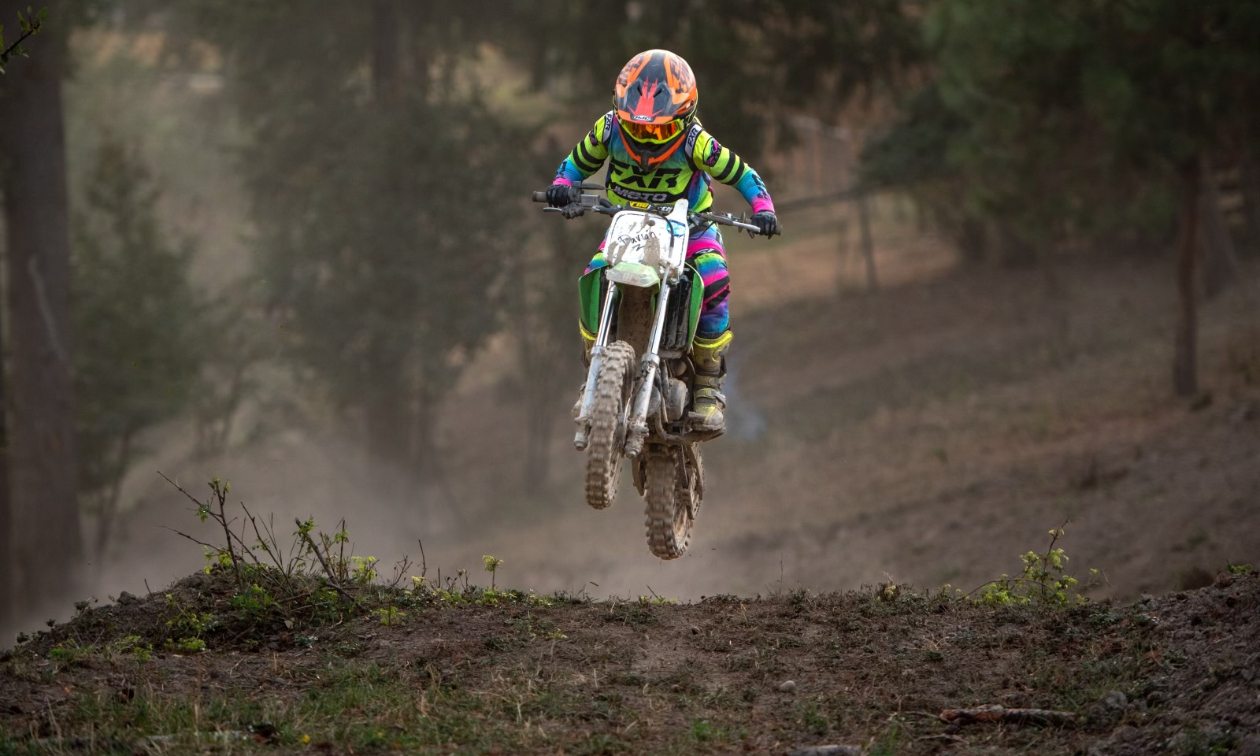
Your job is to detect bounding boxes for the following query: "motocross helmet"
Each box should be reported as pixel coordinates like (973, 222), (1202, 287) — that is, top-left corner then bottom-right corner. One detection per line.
(613, 49), (698, 172)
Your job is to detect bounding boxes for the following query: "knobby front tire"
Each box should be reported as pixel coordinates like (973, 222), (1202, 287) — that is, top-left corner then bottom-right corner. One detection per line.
(584, 341), (635, 511)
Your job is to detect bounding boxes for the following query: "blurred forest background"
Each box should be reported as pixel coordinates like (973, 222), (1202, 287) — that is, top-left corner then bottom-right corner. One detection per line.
(2, 0), (1259, 639)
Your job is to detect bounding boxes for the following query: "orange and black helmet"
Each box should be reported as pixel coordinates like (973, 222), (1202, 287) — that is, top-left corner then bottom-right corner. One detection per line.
(613, 50), (698, 171)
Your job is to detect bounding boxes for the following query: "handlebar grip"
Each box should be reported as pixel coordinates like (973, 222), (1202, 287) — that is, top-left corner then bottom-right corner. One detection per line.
(531, 191), (548, 203)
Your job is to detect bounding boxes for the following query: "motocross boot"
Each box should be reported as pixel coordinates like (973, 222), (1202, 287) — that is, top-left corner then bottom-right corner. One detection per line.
(690, 330), (733, 433)
(572, 324), (596, 419)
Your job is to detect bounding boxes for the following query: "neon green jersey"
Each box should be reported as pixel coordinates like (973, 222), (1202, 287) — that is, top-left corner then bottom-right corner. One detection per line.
(554, 111), (775, 215)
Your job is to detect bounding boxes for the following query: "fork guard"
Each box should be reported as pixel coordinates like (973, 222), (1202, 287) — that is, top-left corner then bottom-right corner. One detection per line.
(577, 264), (702, 352)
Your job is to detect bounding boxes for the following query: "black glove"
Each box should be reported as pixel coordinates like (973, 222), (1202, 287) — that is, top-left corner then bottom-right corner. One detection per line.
(560, 203), (586, 219)
(751, 210), (781, 238)
(546, 184), (579, 207)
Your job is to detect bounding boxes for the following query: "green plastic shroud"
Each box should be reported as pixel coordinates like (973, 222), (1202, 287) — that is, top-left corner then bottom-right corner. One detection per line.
(577, 263), (703, 349)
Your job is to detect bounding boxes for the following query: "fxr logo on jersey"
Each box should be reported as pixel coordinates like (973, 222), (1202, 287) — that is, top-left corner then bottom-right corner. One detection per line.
(610, 159), (684, 191)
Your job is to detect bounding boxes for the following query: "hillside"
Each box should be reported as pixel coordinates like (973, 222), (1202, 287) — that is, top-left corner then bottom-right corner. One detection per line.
(48, 203), (1260, 640)
(2, 565), (1256, 755)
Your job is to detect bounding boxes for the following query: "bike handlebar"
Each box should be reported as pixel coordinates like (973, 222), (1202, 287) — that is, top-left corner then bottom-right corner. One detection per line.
(530, 188), (763, 234)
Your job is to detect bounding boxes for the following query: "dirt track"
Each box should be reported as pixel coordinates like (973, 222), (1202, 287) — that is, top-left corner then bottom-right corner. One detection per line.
(2, 568), (1256, 754)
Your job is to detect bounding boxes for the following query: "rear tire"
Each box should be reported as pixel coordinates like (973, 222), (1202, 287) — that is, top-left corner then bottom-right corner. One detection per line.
(584, 341), (635, 510)
(644, 447), (697, 559)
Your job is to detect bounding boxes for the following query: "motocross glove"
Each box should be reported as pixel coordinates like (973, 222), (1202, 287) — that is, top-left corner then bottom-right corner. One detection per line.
(751, 210), (781, 238)
(546, 184), (580, 208)
(560, 203), (586, 219)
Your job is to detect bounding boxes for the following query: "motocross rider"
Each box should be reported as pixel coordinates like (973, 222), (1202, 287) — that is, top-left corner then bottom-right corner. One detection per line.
(546, 49), (781, 433)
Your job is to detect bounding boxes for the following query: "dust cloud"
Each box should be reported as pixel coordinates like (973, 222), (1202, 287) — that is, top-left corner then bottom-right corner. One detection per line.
(4, 4), (1260, 644)
(43, 221), (1260, 643)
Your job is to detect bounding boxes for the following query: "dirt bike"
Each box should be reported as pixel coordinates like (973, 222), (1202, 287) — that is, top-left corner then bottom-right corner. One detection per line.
(531, 183), (766, 559)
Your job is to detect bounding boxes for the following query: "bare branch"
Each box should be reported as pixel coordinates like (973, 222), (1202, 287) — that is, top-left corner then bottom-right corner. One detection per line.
(295, 518), (359, 608)
(161, 526), (217, 551)
(939, 704), (1077, 727)
(159, 472), (242, 584)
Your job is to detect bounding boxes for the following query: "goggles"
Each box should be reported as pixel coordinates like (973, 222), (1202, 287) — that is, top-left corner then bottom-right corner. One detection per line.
(621, 117), (683, 143)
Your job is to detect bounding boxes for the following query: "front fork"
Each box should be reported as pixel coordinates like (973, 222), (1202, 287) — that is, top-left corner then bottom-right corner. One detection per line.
(573, 279), (672, 457)
(574, 280), (620, 451)
(624, 281), (671, 458)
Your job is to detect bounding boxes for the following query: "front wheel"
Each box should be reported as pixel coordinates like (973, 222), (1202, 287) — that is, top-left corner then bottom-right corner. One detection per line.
(644, 446), (701, 559)
(584, 341), (635, 510)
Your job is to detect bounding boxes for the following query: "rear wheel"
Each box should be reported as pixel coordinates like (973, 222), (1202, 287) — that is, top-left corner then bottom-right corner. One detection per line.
(584, 341), (635, 510)
(679, 444), (703, 521)
(644, 446), (699, 559)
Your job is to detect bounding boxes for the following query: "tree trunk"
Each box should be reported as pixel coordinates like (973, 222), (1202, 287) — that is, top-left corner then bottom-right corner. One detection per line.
(1239, 151), (1260, 257)
(1200, 158), (1238, 299)
(409, 362), (467, 529)
(409, 370), (439, 480)
(996, 221), (1038, 268)
(398, 1), (428, 102)
(1174, 158), (1201, 397)
(372, 0), (399, 104)
(519, 216), (571, 494)
(833, 213), (851, 298)
(362, 0), (411, 472)
(955, 213), (987, 264)
(0, 284), (11, 628)
(0, 0), (83, 614)
(364, 361), (413, 470)
(94, 431), (133, 561)
(854, 191), (879, 293)
(515, 263), (544, 493)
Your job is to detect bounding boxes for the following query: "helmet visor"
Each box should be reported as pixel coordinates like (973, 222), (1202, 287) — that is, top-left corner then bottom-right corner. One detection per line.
(621, 118), (683, 143)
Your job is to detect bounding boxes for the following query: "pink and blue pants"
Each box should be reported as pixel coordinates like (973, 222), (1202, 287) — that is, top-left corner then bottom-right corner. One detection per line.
(584, 225), (730, 338)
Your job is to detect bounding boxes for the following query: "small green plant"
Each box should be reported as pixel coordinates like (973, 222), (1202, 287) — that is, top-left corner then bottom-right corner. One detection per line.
(229, 583), (278, 622)
(164, 476), (425, 634)
(970, 523), (1096, 607)
(482, 555), (503, 590)
(690, 720), (715, 742)
(48, 639), (92, 668)
(524, 590), (555, 607)
(509, 613), (567, 641)
(372, 606), (406, 626)
(877, 582), (903, 602)
(166, 637), (206, 654)
(107, 635), (153, 661)
(164, 594), (217, 638)
(350, 556), (379, 586)
(1227, 563), (1253, 576)
(794, 699), (830, 736)
(0, 6), (47, 74)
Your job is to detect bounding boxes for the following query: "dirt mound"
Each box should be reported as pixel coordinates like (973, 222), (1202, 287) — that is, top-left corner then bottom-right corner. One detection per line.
(1088, 570), (1260, 755)
(2, 569), (1256, 754)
